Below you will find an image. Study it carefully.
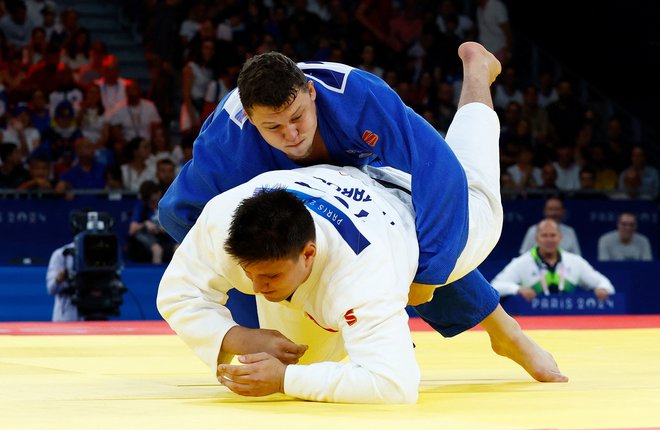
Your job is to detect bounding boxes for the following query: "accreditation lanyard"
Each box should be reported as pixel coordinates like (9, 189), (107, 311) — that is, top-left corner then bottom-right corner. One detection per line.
(531, 246), (566, 295)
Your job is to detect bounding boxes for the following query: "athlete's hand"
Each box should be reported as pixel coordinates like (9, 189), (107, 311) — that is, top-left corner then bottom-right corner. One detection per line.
(222, 326), (308, 365)
(218, 352), (286, 397)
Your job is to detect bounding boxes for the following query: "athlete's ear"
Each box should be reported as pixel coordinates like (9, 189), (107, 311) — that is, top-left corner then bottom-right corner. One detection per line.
(303, 241), (316, 261)
(307, 80), (316, 101)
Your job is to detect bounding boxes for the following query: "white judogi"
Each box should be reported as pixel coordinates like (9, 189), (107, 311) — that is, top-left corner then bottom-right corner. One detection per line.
(157, 165), (421, 403)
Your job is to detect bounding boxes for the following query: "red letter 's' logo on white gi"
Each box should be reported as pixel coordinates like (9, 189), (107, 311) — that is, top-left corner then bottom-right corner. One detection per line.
(344, 309), (357, 326)
(361, 130), (379, 147)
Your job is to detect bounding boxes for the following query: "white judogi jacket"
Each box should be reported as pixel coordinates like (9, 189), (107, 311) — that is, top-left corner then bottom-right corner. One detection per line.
(157, 165), (420, 403)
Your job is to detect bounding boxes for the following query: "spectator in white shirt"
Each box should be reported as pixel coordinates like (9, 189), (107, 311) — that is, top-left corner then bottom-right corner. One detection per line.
(106, 80), (161, 143)
(598, 212), (653, 261)
(94, 54), (131, 112)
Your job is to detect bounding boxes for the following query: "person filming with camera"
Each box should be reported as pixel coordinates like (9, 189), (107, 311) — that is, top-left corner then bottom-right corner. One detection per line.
(46, 241), (81, 322)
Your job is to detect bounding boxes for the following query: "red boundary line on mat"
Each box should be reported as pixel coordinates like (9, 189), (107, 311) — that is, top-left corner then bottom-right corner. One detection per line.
(0, 315), (659, 335)
(410, 315), (660, 331)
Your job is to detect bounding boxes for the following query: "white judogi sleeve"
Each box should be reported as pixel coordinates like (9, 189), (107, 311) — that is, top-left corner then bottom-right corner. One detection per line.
(157, 198), (243, 370)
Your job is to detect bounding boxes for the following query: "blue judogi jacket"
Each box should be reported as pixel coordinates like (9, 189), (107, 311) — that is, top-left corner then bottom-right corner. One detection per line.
(159, 62), (468, 284)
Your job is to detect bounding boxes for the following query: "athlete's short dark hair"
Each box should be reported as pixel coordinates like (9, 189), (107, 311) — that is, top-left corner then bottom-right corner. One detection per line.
(237, 52), (308, 115)
(224, 188), (316, 264)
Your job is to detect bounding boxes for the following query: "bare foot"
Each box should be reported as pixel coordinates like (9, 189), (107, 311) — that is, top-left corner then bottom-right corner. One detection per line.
(458, 41), (502, 85)
(490, 329), (569, 383)
(481, 305), (568, 382)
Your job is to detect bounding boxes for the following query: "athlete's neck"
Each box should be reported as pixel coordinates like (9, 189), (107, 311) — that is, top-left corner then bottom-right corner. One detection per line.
(297, 129), (332, 166)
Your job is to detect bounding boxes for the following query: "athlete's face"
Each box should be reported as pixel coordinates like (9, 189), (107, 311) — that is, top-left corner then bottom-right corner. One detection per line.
(247, 81), (318, 161)
(241, 243), (316, 302)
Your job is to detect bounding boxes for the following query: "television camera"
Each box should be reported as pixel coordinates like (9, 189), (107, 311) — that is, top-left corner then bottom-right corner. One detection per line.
(63, 210), (127, 320)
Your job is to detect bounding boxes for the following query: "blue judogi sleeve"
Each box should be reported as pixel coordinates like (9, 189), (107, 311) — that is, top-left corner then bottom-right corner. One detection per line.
(158, 91), (299, 243)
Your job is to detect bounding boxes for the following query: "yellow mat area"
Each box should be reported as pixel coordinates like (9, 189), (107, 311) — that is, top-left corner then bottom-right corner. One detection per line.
(1, 328), (659, 430)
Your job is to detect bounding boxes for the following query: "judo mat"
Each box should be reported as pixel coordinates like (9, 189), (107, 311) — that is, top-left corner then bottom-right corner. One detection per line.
(1, 315), (659, 430)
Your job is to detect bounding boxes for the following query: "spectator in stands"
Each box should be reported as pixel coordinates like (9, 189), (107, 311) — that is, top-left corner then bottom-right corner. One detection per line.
(3, 104), (41, 161)
(61, 27), (90, 70)
(553, 144), (581, 191)
(357, 44), (384, 78)
(54, 137), (106, 198)
(434, 81), (457, 137)
(23, 26), (48, 66)
(598, 212), (653, 261)
(94, 54), (131, 112)
(536, 69), (558, 108)
(52, 7), (80, 48)
(178, 132), (194, 172)
(26, 41), (61, 95)
(354, 0), (397, 57)
(539, 162), (558, 192)
(127, 180), (176, 264)
(0, 50), (28, 94)
(201, 64), (232, 123)
(617, 145), (658, 200)
(40, 99), (82, 177)
(476, 0), (512, 64)
(147, 56), (177, 127)
(387, 0), (423, 54)
(602, 116), (630, 173)
(568, 166), (608, 200)
(500, 171), (517, 198)
(611, 168), (653, 200)
(588, 144), (618, 191)
(48, 63), (84, 117)
(28, 88), (50, 134)
(0, 142), (28, 188)
(147, 124), (182, 167)
(519, 196), (581, 255)
(507, 145), (542, 190)
(492, 219), (615, 302)
(104, 162), (124, 197)
(493, 66), (522, 111)
(521, 84), (549, 144)
(178, 2), (206, 51)
(16, 155), (52, 191)
(180, 39), (214, 136)
(25, 0), (56, 28)
(46, 240), (81, 321)
(120, 136), (156, 193)
(0, 0), (35, 49)
(77, 84), (110, 162)
(155, 158), (176, 193)
(546, 78), (586, 146)
(435, 0), (474, 41)
(76, 40), (106, 88)
(106, 80), (161, 143)
(39, 2), (63, 43)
